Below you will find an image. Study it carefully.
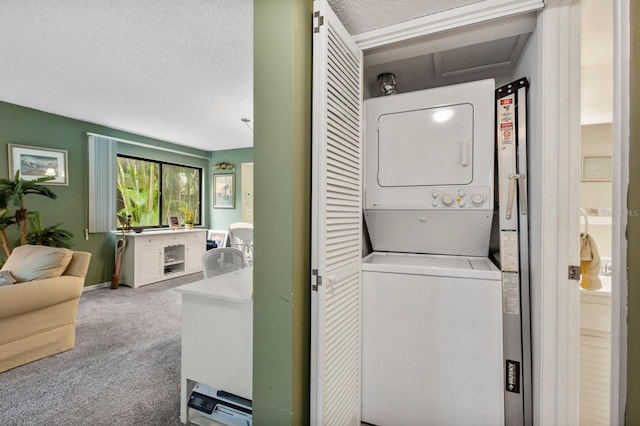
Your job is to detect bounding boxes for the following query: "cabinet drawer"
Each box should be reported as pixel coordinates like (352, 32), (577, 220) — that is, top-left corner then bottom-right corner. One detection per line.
(163, 233), (187, 244)
(163, 230), (206, 244)
(183, 230), (206, 241)
(133, 234), (163, 247)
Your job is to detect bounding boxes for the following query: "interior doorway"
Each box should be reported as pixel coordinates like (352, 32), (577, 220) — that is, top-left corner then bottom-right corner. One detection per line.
(578, 0), (614, 424)
(241, 162), (254, 224)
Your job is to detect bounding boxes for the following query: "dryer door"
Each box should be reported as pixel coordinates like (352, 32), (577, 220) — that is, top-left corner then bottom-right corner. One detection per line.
(377, 102), (473, 187)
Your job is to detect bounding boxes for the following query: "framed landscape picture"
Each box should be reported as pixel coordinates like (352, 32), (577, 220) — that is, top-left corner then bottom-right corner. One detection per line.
(213, 173), (235, 208)
(8, 144), (68, 186)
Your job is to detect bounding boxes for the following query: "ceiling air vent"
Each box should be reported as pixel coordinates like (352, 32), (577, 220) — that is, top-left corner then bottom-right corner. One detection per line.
(433, 34), (530, 79)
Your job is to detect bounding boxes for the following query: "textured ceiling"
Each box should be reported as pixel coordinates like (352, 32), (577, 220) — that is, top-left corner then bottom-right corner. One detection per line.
(0, 0), (489, 152)
(328, 0), (485, 35)
(0, 1), (609, 151)
(0, 0), (253, 152)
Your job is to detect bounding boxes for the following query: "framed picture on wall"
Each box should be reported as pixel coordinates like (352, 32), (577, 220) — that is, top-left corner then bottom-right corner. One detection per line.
(213, 173), (235, 208)
(8, 144), (69, 185)
(582, 156), (612, 181)
(207, 230), (228, 248)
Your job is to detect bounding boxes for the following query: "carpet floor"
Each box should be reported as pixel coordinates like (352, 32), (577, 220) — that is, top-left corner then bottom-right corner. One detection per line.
(0, 273), (203, 426)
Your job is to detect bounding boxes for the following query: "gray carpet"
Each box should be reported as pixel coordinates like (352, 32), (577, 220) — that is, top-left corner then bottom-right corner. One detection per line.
(0, 273), (203, 426)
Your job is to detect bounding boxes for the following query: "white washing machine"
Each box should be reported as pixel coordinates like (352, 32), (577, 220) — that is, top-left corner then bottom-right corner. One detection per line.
(361, 252), (504, 426)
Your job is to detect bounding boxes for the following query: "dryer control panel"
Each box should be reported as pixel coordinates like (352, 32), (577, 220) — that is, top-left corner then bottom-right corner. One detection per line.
(366, 185), (492, 211)
(430, 188), (489, 208)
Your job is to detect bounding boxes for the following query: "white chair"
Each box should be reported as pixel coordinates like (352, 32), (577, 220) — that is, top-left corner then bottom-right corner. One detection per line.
(228, 222), (254, 266)
(201, 247), (245, 278)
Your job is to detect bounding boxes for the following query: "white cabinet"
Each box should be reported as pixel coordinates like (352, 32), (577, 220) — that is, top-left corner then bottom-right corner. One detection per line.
(135, 242), (163, 286)
(117, 229), (206, 288)
(579, 289), (612, 426)
(175, 268), (253, 424)
(185, 240), (203, 273)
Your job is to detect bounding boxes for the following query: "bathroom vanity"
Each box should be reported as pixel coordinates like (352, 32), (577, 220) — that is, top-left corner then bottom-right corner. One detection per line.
(579, 276), (612, 426)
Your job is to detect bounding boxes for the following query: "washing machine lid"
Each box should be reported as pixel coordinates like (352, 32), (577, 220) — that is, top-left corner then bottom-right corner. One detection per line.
(362, 251), (500, 280)
(377, 102), (474, 187)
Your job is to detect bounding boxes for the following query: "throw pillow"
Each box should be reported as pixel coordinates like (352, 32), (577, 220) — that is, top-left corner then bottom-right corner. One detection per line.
(0, 270), (16, 287)
(1, 245), (73, 283)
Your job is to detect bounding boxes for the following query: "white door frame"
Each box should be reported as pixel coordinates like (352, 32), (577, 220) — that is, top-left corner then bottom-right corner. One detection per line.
(533, 2), (582, 424)
(611, 0), (630, 423)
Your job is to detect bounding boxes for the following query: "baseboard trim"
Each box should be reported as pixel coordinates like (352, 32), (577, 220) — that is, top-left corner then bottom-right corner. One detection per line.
(83, 282), (111, 292)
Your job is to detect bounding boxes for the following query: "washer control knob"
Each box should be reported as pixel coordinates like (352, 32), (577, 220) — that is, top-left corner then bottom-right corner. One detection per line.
(471, 193), (486, 206)
(458, 189), (467, 197)
(441, 193), (455, 207)
(431, 190), (440, 199)
(432, 199), (439, 207)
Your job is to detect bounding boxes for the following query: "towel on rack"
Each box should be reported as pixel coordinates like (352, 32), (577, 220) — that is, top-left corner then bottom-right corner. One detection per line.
(580, 232), (602, 290)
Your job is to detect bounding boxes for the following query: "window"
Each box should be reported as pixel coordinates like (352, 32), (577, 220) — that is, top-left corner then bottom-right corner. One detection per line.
(116, 155), (202, 228)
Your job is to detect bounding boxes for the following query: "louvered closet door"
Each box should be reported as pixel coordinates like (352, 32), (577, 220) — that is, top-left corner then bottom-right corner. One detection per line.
(310, 1), (362, 425)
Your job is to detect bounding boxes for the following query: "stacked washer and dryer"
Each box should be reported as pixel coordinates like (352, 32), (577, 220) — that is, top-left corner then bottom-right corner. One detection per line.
(361, 79), (505, 426)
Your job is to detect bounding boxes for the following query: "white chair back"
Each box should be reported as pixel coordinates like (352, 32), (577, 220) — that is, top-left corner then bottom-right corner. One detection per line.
(228, 222), (254, 266)
(201, 247), (245, 278)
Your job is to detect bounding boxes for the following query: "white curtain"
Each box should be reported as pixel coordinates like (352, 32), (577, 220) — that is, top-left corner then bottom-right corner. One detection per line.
(87, 134), (116, 232)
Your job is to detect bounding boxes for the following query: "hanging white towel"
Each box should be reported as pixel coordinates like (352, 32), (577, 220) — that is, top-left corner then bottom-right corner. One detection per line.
(580, 232), (602, 290)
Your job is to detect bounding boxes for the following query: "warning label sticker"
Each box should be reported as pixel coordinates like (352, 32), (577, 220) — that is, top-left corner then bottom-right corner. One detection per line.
(498, 93), (516, 145)
(502, 272), (520, 315)
(500, 230), (519, 272)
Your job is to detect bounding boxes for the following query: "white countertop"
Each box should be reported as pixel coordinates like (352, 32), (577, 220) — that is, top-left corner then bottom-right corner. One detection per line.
(581, 275), (612, 304)
(111, 228), (206, 237)
(175, 267), (253, 303)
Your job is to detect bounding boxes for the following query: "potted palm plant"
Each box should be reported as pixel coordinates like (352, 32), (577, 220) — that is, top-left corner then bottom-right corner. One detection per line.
(0, 171), (72, 257)
(19, 211), (73, 248)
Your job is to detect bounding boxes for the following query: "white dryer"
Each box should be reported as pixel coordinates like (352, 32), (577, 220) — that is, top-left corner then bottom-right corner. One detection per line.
(364, 79), (495, 257)
(361, 252), (504, 426)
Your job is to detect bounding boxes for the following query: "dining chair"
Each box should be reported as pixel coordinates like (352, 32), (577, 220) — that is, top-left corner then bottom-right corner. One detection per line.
(201, 247), (245, 278)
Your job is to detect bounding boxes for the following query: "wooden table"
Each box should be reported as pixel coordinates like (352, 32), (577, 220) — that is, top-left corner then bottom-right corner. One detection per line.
(175, 268), (253, 424)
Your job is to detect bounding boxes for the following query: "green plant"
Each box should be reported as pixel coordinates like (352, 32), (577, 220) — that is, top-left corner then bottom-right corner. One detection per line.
(0, 171), (62, 256)
(17, 211), (73, 248)
(178, 206), (194, 224)
(0, 208), (16, 257)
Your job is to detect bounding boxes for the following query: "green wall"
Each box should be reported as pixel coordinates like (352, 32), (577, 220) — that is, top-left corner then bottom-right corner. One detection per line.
(627, 2), (640, 424)
(210, 148), (253, 230)
(0, 101), (209, 286)
(253, 0), (312, 424)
